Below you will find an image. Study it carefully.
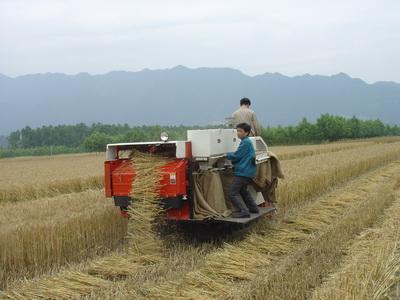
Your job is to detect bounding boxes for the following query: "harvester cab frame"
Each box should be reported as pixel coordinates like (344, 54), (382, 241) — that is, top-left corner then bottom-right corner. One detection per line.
(104, 129), (276, 224)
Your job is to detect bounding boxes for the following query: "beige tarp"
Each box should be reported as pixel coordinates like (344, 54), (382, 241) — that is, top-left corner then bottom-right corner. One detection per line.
(253, 151), (284, 188)
(252, 151), (284, 203)
(192, 171), (232, 219)
(192, 152), (284, 219)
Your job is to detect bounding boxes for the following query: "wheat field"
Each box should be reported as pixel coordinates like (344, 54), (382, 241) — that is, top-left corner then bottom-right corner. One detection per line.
(0, 153), (104, 203)
(1, 139), (400, 299)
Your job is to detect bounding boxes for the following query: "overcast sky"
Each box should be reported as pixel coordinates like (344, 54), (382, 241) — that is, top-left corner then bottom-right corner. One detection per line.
(1, 0), (399, 82)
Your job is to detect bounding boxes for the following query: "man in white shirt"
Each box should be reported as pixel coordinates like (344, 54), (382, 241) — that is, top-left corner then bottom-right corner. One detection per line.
(231, 98), (262, 136)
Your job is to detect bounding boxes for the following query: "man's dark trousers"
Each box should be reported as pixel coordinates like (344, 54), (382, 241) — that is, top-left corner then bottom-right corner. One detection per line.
(228, 176), (259, 213)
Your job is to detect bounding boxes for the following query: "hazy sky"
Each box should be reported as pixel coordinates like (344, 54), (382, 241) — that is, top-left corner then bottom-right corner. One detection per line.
(1, 0), (399, 82)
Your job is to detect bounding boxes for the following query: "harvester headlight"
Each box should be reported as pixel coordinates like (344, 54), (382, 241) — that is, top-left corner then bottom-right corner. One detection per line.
(160, 132), (169, 142)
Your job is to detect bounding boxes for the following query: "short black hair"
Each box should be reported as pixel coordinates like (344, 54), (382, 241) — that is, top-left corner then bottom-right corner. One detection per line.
(236, 122), (251, 134)
(240, 98), (251, 106)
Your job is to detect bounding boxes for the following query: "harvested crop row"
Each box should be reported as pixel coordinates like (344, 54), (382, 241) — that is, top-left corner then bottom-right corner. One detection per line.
(0, 244), (213, 300)
(269, 136), (400, 162)
(271, 140), (373, 160)
(3, 146), (400, 299)
(76, 153), (172, 282)
(1, 272), (114, 300)
(234, 184), (398, 300)
(0, 153), (169, 299)
(277, 142), (400, 214)
(0, 190), (127, 289)
(145, 161), (400, 299)
(363, 136), (400, 144)
(310, 180), (400, 300)
(0, 176), (103, 203)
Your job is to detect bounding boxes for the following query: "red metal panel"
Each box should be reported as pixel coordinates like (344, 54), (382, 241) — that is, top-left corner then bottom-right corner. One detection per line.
(104, 160), (125, 197)
(111, 160), (136, 197)
(104, 162), (112, 197)
(109, 158), (188, 199)
(159, 159), (187, 198)
(185, 141), (192, 158)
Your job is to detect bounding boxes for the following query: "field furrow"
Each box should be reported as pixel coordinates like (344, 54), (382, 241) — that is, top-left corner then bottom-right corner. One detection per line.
(309, 181), (400, 300)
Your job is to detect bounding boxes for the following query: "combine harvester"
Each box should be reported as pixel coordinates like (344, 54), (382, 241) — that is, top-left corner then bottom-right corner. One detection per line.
(104, 129), (279, 224)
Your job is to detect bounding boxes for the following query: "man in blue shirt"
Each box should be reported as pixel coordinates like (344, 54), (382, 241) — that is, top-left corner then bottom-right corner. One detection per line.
(227, 123), (259, 218)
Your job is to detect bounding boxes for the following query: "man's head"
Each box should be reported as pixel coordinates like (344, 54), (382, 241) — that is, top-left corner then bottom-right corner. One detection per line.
(240, 97), (251, 107)
(236, 123), (251, 139)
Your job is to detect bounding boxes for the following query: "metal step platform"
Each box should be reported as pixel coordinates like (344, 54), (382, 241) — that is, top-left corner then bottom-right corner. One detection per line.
(215, 206), (276, 224)
(180, 206), (276, 224)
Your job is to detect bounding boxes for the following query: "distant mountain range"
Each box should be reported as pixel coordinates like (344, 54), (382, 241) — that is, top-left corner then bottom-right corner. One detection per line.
(1, 66), (399, 135)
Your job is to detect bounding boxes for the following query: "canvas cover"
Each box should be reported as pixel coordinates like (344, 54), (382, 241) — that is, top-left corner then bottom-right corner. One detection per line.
(192, 153), (284, 219)
(192, 171), (232, 219)
(252, 151), (284, 203)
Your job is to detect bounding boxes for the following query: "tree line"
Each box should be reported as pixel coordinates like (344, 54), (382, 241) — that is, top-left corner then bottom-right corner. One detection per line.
(2, 114), (400, 157)
(264, 114), (400, 145)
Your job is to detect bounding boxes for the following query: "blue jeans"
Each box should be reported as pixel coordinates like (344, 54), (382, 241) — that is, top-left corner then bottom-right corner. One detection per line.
(228, 176), (258, 213)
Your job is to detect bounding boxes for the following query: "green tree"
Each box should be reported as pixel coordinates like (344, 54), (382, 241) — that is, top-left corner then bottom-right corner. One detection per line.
(83, 132), (114, 152)
(316, 114), (344, 141)
(7, 130), (21, 148)
(296, 118), (318, 143)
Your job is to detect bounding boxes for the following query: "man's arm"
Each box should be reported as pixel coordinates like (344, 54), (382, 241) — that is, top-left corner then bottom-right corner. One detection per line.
(227, 141), (249, 162)
(252, 112), (262, 136)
